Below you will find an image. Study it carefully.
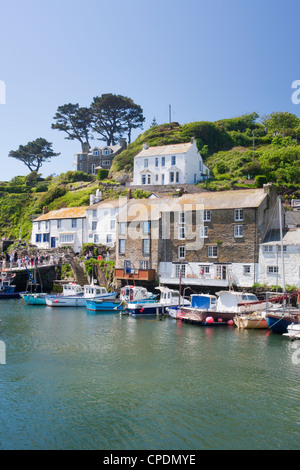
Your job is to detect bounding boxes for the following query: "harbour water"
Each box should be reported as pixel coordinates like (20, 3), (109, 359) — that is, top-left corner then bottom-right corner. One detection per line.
(0, 299), (299, 450)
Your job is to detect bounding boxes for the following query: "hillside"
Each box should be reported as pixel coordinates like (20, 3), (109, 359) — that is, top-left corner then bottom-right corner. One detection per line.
(1, 111), (300, 242)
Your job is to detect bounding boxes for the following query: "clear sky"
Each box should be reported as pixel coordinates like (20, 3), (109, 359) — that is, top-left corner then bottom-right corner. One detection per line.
(0, 0), (299, 181)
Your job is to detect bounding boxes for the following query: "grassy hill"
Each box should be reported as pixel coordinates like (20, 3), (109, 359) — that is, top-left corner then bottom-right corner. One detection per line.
(2, 111), (300, 242)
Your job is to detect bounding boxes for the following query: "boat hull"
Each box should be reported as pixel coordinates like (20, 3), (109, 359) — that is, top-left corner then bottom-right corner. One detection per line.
(127, 302), (166, 316)
(46, 292), (117, 307)
(266, 313), (297, 333)
(86, 299), (125, 312)
(179, 307), (234, 324)
(0, 292), (21, 298)
(234, 315), (268, 329)
(23, 294), (47, 305)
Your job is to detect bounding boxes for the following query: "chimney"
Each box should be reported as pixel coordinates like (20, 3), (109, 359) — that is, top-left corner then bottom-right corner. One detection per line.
(82, 142), (90, 153)
(42, 206), (48, 214)
(119, 138), (127, 149)
(142, 143), (148, 150)
(191, 136), (196, 144)
(95, 189), (102, 203)
(90, 194), (95, 205)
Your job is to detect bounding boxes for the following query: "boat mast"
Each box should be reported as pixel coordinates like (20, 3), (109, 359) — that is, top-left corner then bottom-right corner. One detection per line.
(278, 196), (286, 299)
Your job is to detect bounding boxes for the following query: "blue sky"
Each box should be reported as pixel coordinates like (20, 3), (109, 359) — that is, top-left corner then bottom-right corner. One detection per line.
(0, 0), (299, 181)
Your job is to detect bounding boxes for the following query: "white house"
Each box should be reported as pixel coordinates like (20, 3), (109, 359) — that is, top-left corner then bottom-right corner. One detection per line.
(85, 195), (127, 247)
(132, 138), (209, 186)
(31, 206), (88, 253)
(258, 229), (300, 289)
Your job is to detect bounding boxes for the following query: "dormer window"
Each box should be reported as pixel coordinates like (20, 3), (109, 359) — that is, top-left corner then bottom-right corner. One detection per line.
(93, 149), (100, 156)
(103, 148), (111, 155)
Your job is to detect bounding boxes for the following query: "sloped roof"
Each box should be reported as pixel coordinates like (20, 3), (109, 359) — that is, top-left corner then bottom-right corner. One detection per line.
(136, 142), (193, 157)
(34, 206), (88, 221)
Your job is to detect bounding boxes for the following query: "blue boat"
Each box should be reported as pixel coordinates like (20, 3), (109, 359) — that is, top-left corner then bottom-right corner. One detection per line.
(0, 272), (21, 298)
(266, 310), (299, 334)
(86, 299), (126, 312)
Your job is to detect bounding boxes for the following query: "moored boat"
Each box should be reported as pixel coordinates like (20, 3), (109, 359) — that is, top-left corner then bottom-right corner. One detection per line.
(86, 299), (126, 312)
(0, 272), (21, 298)
(234, 312), (268, 329)
(283, 322), (300, 339)
(46, 281), (116, 307)
(127, 286), (190, 316)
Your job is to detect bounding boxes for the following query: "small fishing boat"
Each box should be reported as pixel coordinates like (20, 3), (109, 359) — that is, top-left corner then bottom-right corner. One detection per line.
(177, 293), (234, 325)
(46, 281), (116, 307)
(22, 266), (48, 305)
(0, 272), (21, 298)
(86, 299), (126, 312)
(234, 311), (268, 329)
(266, 308), (299, 333)
(283, 322), (300, 340)
(127, 286), (190, 316)
(120, 285), (157, 303)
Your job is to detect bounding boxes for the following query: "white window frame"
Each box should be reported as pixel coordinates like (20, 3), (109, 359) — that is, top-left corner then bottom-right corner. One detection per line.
(208, 246), (218, 258)
(119, 239), (125, 254)
(200, 226), (208, 238)
(144, 158), (148, 168)
(243, 265), (251, 275)
(234, 209), (244, 221)
(175, 264), (186, 278)
(178, 246), (186, 259)
(203, 210), (211, 222)
(267, 266), (279, 274)
(119, 222), (126, 235)
(142, 239), (150, 254)
(178, 226), (186, 240)
(263, 245), (273, 252)
(234, 225), (244, 238)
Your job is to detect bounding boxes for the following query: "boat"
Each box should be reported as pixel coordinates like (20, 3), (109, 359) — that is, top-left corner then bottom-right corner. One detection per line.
(22, 266), (48, 305)
(168, 293), (216, 320)
(234, 311), (268, 329)
(120, 285), (157, 303)
(283, 322), (300, 340)
(86, 299), (126, 312)
(126, 286), (190, 316)
(0, 271), (21, 298)
(46, 281), (116, 307)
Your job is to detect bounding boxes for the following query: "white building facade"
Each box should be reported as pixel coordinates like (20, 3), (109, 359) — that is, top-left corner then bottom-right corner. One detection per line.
(31, 207), (88, 253)
(132, 138), (209, 186)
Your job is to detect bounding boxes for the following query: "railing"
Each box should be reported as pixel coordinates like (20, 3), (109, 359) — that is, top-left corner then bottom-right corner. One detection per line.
(114, 268), (156, 281)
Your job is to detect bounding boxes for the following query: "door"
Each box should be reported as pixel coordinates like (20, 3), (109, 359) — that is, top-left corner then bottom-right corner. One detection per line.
(216, 265), (227, 280)
(124, 260), (131, 274)
(51, 237), (56, 248)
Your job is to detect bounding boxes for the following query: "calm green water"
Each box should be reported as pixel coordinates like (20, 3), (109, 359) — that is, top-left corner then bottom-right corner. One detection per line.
(0, 299), (299, 450)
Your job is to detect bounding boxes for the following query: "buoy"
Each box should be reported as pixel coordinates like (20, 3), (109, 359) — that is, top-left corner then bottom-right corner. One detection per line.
(218, 318), (223, 323)
(206, 316), (214, 324)
(227, 319), (234, 325)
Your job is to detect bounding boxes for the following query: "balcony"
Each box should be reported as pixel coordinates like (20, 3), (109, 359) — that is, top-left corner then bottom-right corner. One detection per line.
(159, 274), (229, 288)
(114, 268), (156, 282)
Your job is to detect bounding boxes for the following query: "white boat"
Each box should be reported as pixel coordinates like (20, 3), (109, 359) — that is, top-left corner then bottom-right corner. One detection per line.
(127, 286), (190, 316)
(46, 281), (116, 307)
(168, 293), (216, 320)
(120, 285), (157, 303)
(283, 322), (300, 340)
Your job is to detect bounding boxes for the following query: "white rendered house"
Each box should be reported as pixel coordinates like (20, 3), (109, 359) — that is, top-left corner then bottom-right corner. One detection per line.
(132, 138), (209, 186)
(31, 206), (87, 253)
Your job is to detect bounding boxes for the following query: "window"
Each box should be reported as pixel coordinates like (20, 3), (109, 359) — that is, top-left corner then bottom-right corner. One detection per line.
(176, 172), (179, 183)
(263, 245), (273, 252)
(162, 156), (165, 167)
(267, 266), (279, 274)
(57, 220), (62, 229)
(171, 155), (176, 166)
(178, 226), (186, 240)
(144, 159), (148, 168)
(203, 210), (211, 222)
(92, 221), (97, 231)
(277, 245), (287, 253)
(234, 209), (244, 221)
(94, 234), (99, 243)
(119, 239), (125, 254)
(200, 226), (208, 238)
(93, 210), (97, 218)
(45, 221), (49, 230)
(200, 265), (210, 275)
(140, 260), (149, 269)
(170, 172), (174, 183)
(43, 233), (49, 242)
(106, 234), (112, 244)
(179, 212), (185, 224)
(243, 265), (251, 275)
(208, 246), (218, 257)
(103, 148), (111, 155)
(234, 225), (244, 238)
(72, 219), (77, 228)
(60, 234), (74, 243)
(142, 239), (150, 254)
(162, 174), (165, 184)
(91, 164), (95, 174)
(178, 246), (186, 259)
(38, 222), (41, 231)
(142, 175), (146, 185)
(143, 221), (151, 234)
(102, 160), (111, 166)
(175, 264), (186, 278)
(147, 174), (151, 184)
(119, 222), (126, 235)
(110, 219), (116, 230)
(93, 149), (100, 156)
(155, 157), (159, 167)
(155, 174), (159, 182)
(35, 234), (42, 243)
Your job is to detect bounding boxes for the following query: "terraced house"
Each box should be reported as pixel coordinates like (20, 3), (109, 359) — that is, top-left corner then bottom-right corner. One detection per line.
(115, 185), (279, 288)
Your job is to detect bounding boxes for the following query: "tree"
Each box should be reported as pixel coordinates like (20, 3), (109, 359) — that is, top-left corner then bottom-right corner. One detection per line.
(261, 111), (300, 136)
(51, 103), (93, 149)
(90, 93), (145, 145)
(9, 138), (60, 172)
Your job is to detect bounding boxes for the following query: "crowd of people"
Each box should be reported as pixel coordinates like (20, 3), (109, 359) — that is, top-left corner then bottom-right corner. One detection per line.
(0, 251), (66, 270)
